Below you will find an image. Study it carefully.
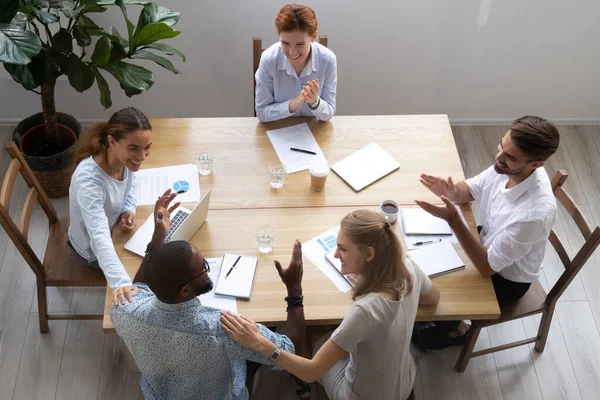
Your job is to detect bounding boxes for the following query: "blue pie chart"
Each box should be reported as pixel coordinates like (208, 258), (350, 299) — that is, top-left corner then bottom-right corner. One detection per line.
(173, 180), (189, 193)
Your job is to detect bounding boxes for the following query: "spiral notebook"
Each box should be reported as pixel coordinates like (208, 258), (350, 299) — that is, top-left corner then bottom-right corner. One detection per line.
(214, 254), (258, 299)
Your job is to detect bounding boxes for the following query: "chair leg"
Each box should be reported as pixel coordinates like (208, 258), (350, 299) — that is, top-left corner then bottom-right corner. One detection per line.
(455, 325), (481, 372)
(36, 282), (49, 333)
(535, 306), (555, 353)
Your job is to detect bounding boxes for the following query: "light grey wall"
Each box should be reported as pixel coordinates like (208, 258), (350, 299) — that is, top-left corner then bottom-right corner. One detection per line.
(1, 0), (599, 123)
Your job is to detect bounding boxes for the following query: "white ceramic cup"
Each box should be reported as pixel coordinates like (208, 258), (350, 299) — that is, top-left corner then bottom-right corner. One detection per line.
(380, 199), (400, 224)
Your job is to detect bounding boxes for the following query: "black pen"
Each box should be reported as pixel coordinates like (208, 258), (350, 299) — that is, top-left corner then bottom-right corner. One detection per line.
(176, 189), (186, 194)
(290, 147), (317, 155)
(225, 255), (242, 279)
(414, 239), (442, 246)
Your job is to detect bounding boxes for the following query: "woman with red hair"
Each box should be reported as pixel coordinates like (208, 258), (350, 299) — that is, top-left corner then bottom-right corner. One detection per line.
(255, 4), (337, 123)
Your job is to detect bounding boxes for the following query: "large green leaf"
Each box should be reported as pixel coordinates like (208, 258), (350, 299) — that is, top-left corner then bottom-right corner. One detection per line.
(4, 63), (37, 89)
(114, 0), (134, 48)
(77, 14), (100, 28)
(1, 0), (19, 24)
(10, 12), (29, 29)
(49, 0), (75, 7)
(131, 49), (179, 74)
(140, 42), (185, 61)
(108, 41), (126, 61)
(91, 35), (110, 65)
(100, 60), (154, 96)
(133, 22), (179, 47)
(92, 67), (112, 108)
(135, 4), (179, 35)
(29, 0), (50, 7)
(0, 23), (42, 64)
(33, 9), (60, 24)
(29, 48), (56, 85)
(67, 53), (94, 91)
(73, 24), (91, 46)
(98, 1), (150, 5)
(51, 28), (72, 53)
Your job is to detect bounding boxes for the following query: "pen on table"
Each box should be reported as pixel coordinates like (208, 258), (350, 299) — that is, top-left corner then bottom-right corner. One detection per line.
(414, 239), (442, 246)
(290, 147), (317, 155)
(225, 255), (242, 279)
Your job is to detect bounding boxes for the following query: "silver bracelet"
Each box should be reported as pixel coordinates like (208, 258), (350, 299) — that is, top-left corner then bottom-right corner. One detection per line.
(308, 97), (320, 110)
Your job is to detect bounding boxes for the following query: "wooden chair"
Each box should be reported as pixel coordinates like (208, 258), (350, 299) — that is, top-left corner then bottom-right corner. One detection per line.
(0, 142), (106, 333)
(455, 170), (600, 372)
(253, 36), (329, 116)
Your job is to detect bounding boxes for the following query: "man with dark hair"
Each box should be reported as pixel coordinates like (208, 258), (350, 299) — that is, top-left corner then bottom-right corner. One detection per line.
(110, 190), (302, 399)
(414, 116), (560, 346)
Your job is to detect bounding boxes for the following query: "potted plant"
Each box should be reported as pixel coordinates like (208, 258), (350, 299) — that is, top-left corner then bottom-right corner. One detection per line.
(0, 0), (185, 197)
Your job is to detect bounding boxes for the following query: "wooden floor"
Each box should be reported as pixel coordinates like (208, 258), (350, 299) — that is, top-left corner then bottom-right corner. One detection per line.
(1, 124), (600, 399)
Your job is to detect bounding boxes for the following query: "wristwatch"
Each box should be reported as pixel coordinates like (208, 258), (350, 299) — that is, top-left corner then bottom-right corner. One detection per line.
(269, 346), (282, 361)
(308, 97), (320, 110)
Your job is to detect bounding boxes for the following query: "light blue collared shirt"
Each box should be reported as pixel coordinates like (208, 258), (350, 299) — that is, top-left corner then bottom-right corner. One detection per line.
(255, 42), (337, 122)
(110, 283), (295, 400)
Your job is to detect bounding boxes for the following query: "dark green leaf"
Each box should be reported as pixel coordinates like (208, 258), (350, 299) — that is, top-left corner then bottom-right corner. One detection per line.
(29, 48), (56, 85)
(108, 41), (126, 61)
(18, 3), (35, 14)
(33, 9), (60, 24)
(0, 23), (42, 64)
(51, 28), (72, 53)
(135, 4), (179, 35)
(91, 35), (110, 65)
(100, 60), (154, 95)
(98, 1), (149, 5)
(30, 0), (50, 8)
(92, 67), (112, 108)
(131, 49), (179, 73)
(49, 0), (75, 8)
(48, 49), (69, 73)
(10, 12), (29, 29)
(114, 0), (134, 48)
(77, 14), (100, 28)
(133, 22), (179, 47)
(140, 42), (185, 61)
(0, 0), (19, 24)
(73, 24), (91, 46)
(67, 53), (94, 91)
(4, 63), (37, 89)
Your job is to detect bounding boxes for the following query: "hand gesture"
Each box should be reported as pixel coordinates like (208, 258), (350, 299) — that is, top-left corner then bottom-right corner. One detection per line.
(153, 189), (181, 241)
(274, 240), (303, 293)
(419, 174), (457, 199)
(112, 284), (139, 306)
(221, 312), (264, 351)
(415, 195), (459, 222)
(301, 79), (319, 104)
(118, 210), (136, 231)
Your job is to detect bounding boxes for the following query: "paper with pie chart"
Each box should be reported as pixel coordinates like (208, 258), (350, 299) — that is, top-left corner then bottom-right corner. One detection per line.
(134, 164), (201, 205)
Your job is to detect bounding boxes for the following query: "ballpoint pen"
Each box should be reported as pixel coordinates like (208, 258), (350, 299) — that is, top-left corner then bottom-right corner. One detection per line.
(225, 255), (242, 278)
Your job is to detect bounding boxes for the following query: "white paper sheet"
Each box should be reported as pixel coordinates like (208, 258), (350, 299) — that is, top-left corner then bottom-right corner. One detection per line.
(401, 206), (468, 250)
(198, 258), (238, 313)
(135, 164), (201, 205)
(407, 239), (465, 277)
(304, 225), (352, 293)
(266, 123), (328, 174)
(402, 208), (453, 235)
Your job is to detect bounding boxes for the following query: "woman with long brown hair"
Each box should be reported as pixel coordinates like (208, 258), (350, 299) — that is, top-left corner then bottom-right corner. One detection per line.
(255, 4), (337, 122)
(222, 210), (440, 399)
(69, 107), (155, 306)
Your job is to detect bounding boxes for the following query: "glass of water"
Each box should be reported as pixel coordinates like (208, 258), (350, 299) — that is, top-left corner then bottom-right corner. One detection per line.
(268, 163), (286, 188)
(256, 225), (276, 253)
(196, 151), (214, 176)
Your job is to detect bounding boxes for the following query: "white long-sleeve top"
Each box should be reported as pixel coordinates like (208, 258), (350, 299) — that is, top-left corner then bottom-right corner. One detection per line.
(68, 156), (135, 290)
(255, 42), (337, 122)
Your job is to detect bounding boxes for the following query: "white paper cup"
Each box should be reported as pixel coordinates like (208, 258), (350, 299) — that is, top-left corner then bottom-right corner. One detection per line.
(310, 163), (330, 191)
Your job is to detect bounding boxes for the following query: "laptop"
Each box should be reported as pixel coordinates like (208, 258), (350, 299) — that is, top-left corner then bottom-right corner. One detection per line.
(124, 189), (212, 257)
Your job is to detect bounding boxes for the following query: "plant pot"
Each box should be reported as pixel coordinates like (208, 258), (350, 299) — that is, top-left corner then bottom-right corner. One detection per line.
(12, 112), (83, 198)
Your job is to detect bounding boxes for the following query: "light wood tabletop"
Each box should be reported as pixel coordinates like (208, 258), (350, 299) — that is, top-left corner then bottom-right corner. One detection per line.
(102, 114), (501, 333)
(139, 115), (465, 209)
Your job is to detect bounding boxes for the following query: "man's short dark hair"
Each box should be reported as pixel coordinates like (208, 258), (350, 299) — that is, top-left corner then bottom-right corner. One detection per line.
(142, 241), (195, 302)
(509, 116), (560, 161)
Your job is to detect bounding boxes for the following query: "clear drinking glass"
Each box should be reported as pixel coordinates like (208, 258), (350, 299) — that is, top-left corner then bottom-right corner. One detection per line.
(196, 151), (214, 176)
(268, 163), (286, 188)
(256, 225), (276, 253)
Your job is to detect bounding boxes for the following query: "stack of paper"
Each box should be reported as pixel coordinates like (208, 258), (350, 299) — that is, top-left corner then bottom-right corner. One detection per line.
(198, 258), (238, 312)
(135, 164), (201, 205)
(407, 240), (465, 277)
(266, 123), (328, 174)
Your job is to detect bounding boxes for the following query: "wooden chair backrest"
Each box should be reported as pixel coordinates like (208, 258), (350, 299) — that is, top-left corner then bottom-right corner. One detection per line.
(252, 36), (328, 117)
(547, 170), (600, 305)
(0, 142), (59, 281)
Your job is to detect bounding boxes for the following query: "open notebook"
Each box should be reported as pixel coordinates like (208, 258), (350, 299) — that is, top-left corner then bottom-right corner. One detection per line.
(331, 143), (400, 191)
(407, 240), (465, 277)
(214, 254), (258, 299)
(325, 252), (355, 288)
(402, 208), (452, 235)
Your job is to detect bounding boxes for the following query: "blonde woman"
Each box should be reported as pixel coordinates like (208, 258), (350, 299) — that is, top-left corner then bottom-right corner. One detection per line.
(222, 210), (440, 400)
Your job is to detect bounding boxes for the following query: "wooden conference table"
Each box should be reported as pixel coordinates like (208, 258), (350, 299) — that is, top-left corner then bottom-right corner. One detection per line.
(103, 115), (500, 333)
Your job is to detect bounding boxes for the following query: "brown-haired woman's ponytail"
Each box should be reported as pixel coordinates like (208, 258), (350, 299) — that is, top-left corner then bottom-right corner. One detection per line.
(74, 122), (109, 165)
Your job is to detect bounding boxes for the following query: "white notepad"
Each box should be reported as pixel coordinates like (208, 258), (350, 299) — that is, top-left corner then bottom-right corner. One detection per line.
(402, 208), (452, 235)
(407, 240), (465, 277)
(331, 143), (400, 191)
(214, 254), (258, 299)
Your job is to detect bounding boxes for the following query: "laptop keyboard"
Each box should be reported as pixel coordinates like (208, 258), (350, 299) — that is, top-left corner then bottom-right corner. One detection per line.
(164, 210), (190, 243)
